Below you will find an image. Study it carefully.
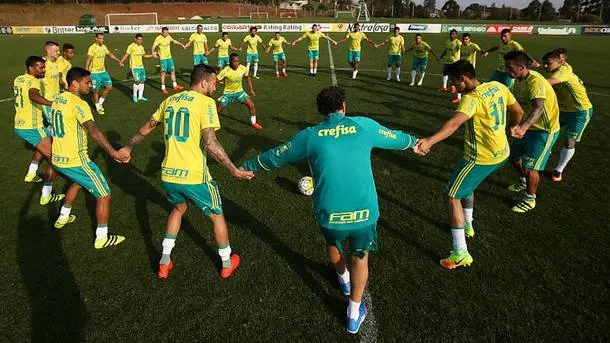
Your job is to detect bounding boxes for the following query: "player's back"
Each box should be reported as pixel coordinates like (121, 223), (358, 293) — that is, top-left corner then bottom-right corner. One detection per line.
(13, 74), (43, 129)
(51, 92), (93, 167)
(552, 69), (592, 112)
(153, 90), (220, 185)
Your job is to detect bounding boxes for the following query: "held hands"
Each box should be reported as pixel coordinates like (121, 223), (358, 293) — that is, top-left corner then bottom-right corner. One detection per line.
(510, 125), (527, 139)
(112, 147), (131, 164)
(119, 62), (125, 67)
(482, 52), (489, 57)
(413, 138), (432, 156)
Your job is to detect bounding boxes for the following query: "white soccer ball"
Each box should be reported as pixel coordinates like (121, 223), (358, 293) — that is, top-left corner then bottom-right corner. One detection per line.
(298, 176), (315, 196)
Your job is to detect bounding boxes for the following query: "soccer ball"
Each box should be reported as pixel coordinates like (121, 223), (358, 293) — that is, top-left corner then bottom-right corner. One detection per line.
(298, 176), (315, 196)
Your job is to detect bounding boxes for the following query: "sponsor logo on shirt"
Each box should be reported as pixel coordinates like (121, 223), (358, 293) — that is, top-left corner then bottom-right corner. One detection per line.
(329, 209), (370, 224)
(378, 129), (397, 139)
(162, 167), (189, 178)
(317, 125), (357, 138)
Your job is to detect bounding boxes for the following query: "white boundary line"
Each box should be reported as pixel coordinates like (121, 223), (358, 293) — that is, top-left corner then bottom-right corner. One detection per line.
(327, 40), (337, 86)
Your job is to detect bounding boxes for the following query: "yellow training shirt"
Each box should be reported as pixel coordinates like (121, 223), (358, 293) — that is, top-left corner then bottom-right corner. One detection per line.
(549, 68), (592, 112)
(126, 43), (145, 69)
(346, 32), (367, 52)
(154, 35), (174, 60)
(215, 38), (232, 57)
(87, 43), (109, 73)
(217, 65), (248, 94)
(512, 70), (560, 133)
(243, 34), (263, 54)
(444, 38), (462, 64)
(51, 92), (95, 168)
(189, 33), (208, 55)
(57, 56), (72, 86)
(42, 57), (61, 101)
(269, 37), (286, 54)
(302, 31), (324, 50)
(152, 91), (220, 184)
(410, 41), (431, 58)
(457, 81), (516, 165)
(460, 43), (481, 68)
(496, 40), (523, 71)
(13, 73), (44, 130)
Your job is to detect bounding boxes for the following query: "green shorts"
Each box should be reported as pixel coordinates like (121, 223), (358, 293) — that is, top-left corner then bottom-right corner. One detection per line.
(54, 160), (111, 199)
(387, 54), (401, 66)
(131, 67), (146, 82)
(490, 70), (514, 89)
(308, 49), (320, 61)
(160, 58), (175, 73)
(193, 54), (208, 65)
(510, 130), (559, 171)
(560, 108), (593, 142)
(217, 56), (230, 68)
(218, 91), (249, 107)
(91, 71), (112, 90)
(246, 53), (259, 64)
(411, 56), (428, 71)
(446, 159), (507, 199)
(273, 52), (286, 63)
(161, 180), (223, 216)
(42, 105), (52, 125)
(321, 223), (378, 259)
(347, 50), (361, 64)
(15, 127), (50, 147)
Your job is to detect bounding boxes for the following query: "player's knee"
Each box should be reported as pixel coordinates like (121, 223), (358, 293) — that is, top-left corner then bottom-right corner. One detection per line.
(174, 203), (188, 214)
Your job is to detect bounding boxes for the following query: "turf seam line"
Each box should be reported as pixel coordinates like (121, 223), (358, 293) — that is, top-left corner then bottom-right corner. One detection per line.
(327, 39), (337, 86)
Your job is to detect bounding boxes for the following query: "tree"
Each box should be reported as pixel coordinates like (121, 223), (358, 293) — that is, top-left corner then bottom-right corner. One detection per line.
(423, 0), (436, 11)
(521, 0), (541, 20)
(559, 0), (580, 20)
(581, 0), (609, 22)
(441, 0), (460, 18)
(540, 0), (557, 21)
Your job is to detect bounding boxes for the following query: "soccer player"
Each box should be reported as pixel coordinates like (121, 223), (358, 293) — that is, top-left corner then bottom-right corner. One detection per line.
(554, 48), (573, 72)
(375, 27), (406, 82)
(453, 33), (482, 104)
(265, 32), (291, 79)
(86, 33), (122, 115)
(504, 51), (560, 213)
(241, 86), (419, 334)
(415, 60), (524, 269)
(152, 27), (186, 95)
(337, 23), (375, 79)
(118, 64), (254, 279)
(57, 43), (75, 89)
(119, 34), (153, 103)
(208, 32), (239, 70)
(543, 50), (593, 181)
(14, 56), (64, 204)
(50, 67), (128, 250)
(292, 24), (338, 76)
(183, 24), (209, 65)
(240, 26), (266, 79)
(216, 53), (262, 130)
(481, 28), (539, 88)
(403, 33), (438, 86)
(42, 41), (63, 124)
(438, 29), (461, 93)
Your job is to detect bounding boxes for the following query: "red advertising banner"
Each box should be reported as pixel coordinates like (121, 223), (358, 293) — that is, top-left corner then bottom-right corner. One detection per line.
(485, 24), (534, 35)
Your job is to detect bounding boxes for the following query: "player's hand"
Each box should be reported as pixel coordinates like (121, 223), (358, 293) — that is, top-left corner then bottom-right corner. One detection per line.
(482, 52), (489, 57)
(531, 61), (541, 68)
(510, 125), (526, 139)
(250, 89), (256, 97)
(232, 168), (255, 180)
(334, 41), (338, 46)
(112, 149), (131, 164)
(415, 138), (431, 156)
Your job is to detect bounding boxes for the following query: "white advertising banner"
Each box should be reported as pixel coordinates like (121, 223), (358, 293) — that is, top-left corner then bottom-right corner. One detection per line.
(394, 23), (442, 33)
(109, 24), (218, 34)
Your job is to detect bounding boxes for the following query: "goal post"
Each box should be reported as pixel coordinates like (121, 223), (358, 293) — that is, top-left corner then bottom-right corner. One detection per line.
(335, 10), (355, 18)
(104, 12), (158, 27)
(249, 12), (269, 20)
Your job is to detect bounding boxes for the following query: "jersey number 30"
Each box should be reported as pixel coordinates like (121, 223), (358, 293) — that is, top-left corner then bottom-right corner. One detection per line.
(164, 106), (190, 142)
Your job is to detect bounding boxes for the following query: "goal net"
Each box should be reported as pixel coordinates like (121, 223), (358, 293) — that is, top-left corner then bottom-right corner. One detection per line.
(104, 13), (158, 26)
(250, 12), (269, 19)
(335, 10), (355, 18)
(279, 10), (299, 18)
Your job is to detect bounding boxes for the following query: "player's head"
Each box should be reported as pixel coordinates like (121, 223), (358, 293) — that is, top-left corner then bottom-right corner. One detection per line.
(250, 26), (257, 35)
(504, 50), (532, 80)
(229, 53), (240, 69)
(25, 56), (46, 78)
(161, 27), (169, 37)
(353, 23), (360, 32)
(316, 86), (346, 116)
(415, 33), (422, 43)
(462, 33), (471, 44)
(447, 60), (476, 92)
(222, 32), (229, 40)
(95, 33), (104, 44)
(197, 24), (203, 33)
(542, 50), (562, 73)
(554, 47), (568, 62)
(274, 31), (281, 39)
(62, 43), (75, 61)
(190, 63), (217, 96)
(312, 24), (318, 32)
(500, 29), (511, 44)
(66, 67), (92, 95)
(44, 41), (61, 60)
(449, 29), (458, 40)
(393, 27), (400, 36)
(135, 33), (144, 45)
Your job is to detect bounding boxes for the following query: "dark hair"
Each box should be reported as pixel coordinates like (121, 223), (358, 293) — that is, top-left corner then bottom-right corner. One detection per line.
(95, 33), (104, 38)
(312, 24), (318, 29)
(415, 33), (422, 38)
(501, 28), (511, 35)
(316, 86), (346, 115)
(354, 22), (360, 26)
(197, 24), (203, 29)
(450, 29), (458, 35)
(394, 27), (400, 32)
(447, 60), (476, 79)
(190, 64), (216, 86)
(504, 50), (532, 67)
(250, 26), (257, 31)
(161, 27), (169, 32)
(275, 31), (280, 34)
(543, 50), (562, 61)
(66, 67), (91, 86)
(25, 56), (45, 69)
(222, 32), (228, 36)
(229, 52), (239, 60)
(63, 43), (74, 50)
(45, 41), (60, 47)
(462, 33), (471, 38)
(554, 47), (567, 56)
(135, 33), (143, 39)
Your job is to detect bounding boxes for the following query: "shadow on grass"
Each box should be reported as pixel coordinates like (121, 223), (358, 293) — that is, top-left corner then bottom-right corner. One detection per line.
(17, 186), (88, 342)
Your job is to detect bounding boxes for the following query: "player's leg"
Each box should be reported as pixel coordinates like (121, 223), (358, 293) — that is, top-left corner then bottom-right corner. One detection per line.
(24, 150), (44, 183)
(138, 69), (147, 101)
(281, 56), (288, 77)
(440, 195), (472, 268)
(209, 213), (240, 278)
(352, 52), (360, 79)
(313, 53), (319, 75)
(553, 108), (592, 181)
(34, 134), (64, 205)
(157, 203), (186, 278)
(253, 54), (259, 78)
(347, 252), (369, 334)
(246, 53), (252, 76)
(395, 56), (401, 82)
(243, 96), (262, 129)
(386, 55), (393, 81)
(160, 67), (167, 93)
(410, 56), (418, 86)
(54, 182), (81, 229)
(273, 54), (280, 78)
(462, 194), (475, 237)
(308, 50), (315, 75)
(418, 62), (427, 86)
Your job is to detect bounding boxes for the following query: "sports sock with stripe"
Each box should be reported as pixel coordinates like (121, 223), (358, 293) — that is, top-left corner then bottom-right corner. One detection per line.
(160, 233), (176, 265)
(218, 244), (232, 268)
(96, 224), (108, 240)
(451, 227), (467, 252)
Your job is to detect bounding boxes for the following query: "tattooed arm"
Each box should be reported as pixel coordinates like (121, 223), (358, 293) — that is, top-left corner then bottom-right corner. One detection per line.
(202, 128), (254, 180)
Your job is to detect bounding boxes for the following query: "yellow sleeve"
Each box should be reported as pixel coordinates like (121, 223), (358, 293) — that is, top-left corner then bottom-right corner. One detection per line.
(528, 78), (547, 101)
(257, 36), (262, 43)
(505, 88), (517, 106)
(227, 39), (232, 46)
(281, 37), (286, 44)
(75, 103), (94, 124)
(201, 98), (220, 130)
(243, 36), (248, 43)
(29, 77), (40, 91)
(301, 32), (308, 39)
(189, 34), (195, 43)
(551, 68), (571, 83)
(363, 33), (368, 40)
(268, 39), (273, 46)
(87, 45), (94, 56)
(512, 41), (524, 51)
(242, 65), (249, 77)
(473, 43), (482, 51)
(104, 46), (110, 55)
(216, 67), (226, 80)
(456, 95), (477, 118)
(152, 100), (166, 122)
(215, 39), (220, 48)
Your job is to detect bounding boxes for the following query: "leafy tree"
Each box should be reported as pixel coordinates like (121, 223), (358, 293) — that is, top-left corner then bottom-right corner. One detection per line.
(441, 0), (459, 18)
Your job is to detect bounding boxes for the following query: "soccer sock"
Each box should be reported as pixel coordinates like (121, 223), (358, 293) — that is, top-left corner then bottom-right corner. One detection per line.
(96, 224), (108, 240)
(282, 67), (286, 73)
(310, 67), (314, 74)
(161, 84), (166, 90)
(457, 93), (462, 100)
(348, 299), (361, 320)
(218, 244), (232, 268)
(525, 193), (536, 200)
(172, 81), (177, 88)
(451, 228), (467, 252)
(132, 83), (138, 97)
(396, 67), (401, 78)
(138, 83), (145, 98)
(59, 205), (72, 220)
(463, 208), (473, 226)
(419, 72), (426, 83)
(160, 233), (176, 265)
(519, 176), (527, 185)
(276, 70), (280, 75)
(411, 70), (417, 83)
(442, 75), (449, 88)
(555, 147), (575, 172)
(28, 161), (40, 174)
(352, 70), (358, 78)
(41, 182), (52, 197)
(246, 63), (251, 73)
(250, 116), (257, 125)
(253, 63), (259, 77)
(313, 67), (317, 74)
(338, 269), (350, 283)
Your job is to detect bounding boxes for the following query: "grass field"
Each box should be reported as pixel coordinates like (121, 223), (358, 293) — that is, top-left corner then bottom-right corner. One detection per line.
(1, 31), (609, 342)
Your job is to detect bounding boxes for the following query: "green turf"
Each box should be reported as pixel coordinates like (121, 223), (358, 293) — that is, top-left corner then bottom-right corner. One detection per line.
(0, 32), (609, 341)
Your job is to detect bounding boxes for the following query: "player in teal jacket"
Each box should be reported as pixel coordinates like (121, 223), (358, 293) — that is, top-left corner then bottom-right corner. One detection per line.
(242, 86), (418, 334)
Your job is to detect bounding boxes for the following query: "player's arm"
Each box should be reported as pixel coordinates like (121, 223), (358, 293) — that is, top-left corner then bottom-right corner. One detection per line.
(123, 117), (161, 153)
(82, 120), (126, 163)
(417, 112), (469, 155)
(265, 42), (272, 53)
(29, 88), (53, 106)
(242, 129), (311, 172)
(151, 42), (159, 58)
(481, 45), (498, 57)
(507, 101), (524, 128)
(85, 54), (93, 71)
(337, 34), (349, 44)
(321, 33), (338, 45)
(546, 77), (562, 86)
(172, 39), (186, 48)
(375, 38), (387, 48)
(207, 46), (216, 54)
(183, 37), (193, 49)
(245, 74), (255, 97)
(203, 128), (253, 180)
(512, 98), (545, 138)
(119, 52), (129, 67)
(58, 76), (67, 91)
(204, 42), (209, 55)
(107, 51), (122, 64)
